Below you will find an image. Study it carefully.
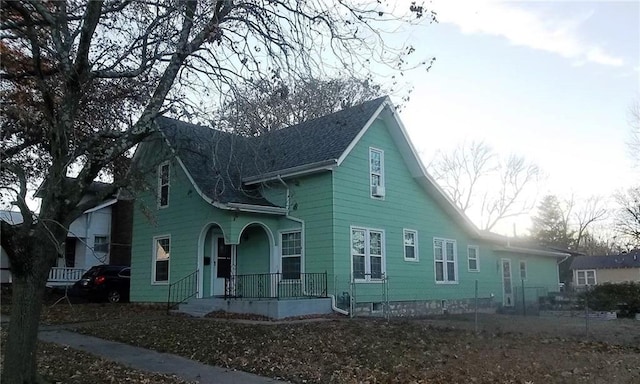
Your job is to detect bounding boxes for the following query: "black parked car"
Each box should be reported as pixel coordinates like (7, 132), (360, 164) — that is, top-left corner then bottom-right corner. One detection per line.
(73, 265), (130, 303)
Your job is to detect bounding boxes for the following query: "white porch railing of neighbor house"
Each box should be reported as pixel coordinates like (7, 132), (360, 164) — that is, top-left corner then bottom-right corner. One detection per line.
(47, 267), (85, 287)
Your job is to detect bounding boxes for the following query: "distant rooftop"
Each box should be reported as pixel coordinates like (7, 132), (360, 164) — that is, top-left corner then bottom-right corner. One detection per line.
(569, 250), (640, 270)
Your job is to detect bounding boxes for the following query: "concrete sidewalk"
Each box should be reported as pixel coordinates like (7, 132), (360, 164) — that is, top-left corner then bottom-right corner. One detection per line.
(37, 328), (286, 384)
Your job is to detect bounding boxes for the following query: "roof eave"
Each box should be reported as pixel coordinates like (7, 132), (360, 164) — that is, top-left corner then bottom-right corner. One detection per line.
(242, 159), (338, 185)
(494, 245), (569, 258)
(83, 198), (118, 213)
(224, 202), (288, 215)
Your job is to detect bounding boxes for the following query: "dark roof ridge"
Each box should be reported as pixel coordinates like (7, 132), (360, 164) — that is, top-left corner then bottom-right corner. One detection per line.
(254, 95), (388, 139)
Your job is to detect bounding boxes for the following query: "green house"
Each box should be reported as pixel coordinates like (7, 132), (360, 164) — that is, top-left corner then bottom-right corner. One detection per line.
(130, 96), (567, 318)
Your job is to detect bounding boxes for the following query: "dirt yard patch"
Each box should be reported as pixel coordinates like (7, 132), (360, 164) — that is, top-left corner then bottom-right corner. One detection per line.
(73, 313), (640, 384)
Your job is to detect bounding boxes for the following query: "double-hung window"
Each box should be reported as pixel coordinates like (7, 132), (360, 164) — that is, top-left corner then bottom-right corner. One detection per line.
(467, 245), (479, 272)
(519, 261), (527, 280)
(434, 238), (457, 283)
(153, 236), (170, 284)
(158, 162), (170, 208)
(369, 148), (385, 198)
(281, 231), (302, 280)
(576, 270), (596, 286)
(403, 229), (418, 261)
(94, 235), (109, 254)
(352, 227), (385, 281)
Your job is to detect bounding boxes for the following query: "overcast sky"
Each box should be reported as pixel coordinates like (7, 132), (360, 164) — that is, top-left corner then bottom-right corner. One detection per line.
(390, 0), (639, 234)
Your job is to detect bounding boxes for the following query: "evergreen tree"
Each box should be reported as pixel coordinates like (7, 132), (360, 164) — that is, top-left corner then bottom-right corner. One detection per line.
(530, 195), (575, 249)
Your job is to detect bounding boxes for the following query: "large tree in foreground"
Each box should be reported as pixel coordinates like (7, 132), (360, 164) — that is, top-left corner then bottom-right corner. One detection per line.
(215, 77), (387, 136)
(0, 1), (434, 382)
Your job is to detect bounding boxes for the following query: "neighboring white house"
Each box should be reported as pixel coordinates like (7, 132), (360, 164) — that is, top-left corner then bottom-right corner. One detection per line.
(0, 210), (23, 284)
(1, 195), (120, 286)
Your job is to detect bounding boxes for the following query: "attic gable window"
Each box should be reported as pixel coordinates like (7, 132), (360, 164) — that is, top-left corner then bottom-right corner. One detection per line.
(158, 162), (170, 208)
(369, 148), (385, 198)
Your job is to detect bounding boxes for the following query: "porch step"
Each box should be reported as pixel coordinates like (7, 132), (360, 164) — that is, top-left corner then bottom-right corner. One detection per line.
(176, 298), (227, 318)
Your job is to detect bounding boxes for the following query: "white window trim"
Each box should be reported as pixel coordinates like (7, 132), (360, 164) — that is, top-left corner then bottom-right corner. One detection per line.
(351, 226), (386, 282)
(152, 234), (171, 285)
(158, 161), (170, 209)
(403, 229), (419, 262)
(369, 147), (385, 199)
(93, 234), (110, 254)
(467, 245), (479, 272)
(575, 269), (597, 286)
(433, 237), (458, 284)
(519, 260), (527, 281)
(280, 229), (303, 281)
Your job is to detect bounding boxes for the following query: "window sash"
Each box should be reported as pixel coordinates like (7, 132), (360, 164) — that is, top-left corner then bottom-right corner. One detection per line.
(159, 163), (170, 207)
(352, 228), (385, 281)
(369, 148), (384, 195)
(467, 246), (478, 271)
(281, 231), (302, 280)
(577, 270), (596, 286)
(519, 261), (527, 280)
(404, 230), (417, 260)
(154, 237), (170, 283)
(434, 238), (457, 283)
(94, 236), (109, 253)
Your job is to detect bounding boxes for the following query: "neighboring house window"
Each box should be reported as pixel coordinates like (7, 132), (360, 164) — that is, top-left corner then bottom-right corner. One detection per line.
(369, 148), (385, 198)
(281, 231), (302, 280)
(94, 236), (109, 253)
(576, 270), (596, 286)
(352, 227), (385, 280)
(434, 238), (457, 283)
(467, 245), (479, 272)
(519, 261), (527, 280)
(158, 162), (170, 208)
(153, 236), (170, 283)
(403, 229), (418, 261)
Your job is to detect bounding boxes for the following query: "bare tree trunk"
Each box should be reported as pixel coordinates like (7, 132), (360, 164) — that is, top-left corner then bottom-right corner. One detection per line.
(2, 274), (49, 383)
(2, 229), (61, 384)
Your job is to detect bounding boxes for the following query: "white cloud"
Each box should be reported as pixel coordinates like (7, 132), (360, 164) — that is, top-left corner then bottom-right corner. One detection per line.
(431, 0), (624, 67)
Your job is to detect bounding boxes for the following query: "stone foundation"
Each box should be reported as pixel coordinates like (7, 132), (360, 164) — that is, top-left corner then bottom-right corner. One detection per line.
(353, 297), (497, 317)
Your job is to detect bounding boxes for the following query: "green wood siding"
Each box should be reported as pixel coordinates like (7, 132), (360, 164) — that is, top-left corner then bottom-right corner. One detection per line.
(282, 174), (334, 278)
(331, 119), (560, 304)
(236, 225), (270, 275)
(131, 143), (299, 302)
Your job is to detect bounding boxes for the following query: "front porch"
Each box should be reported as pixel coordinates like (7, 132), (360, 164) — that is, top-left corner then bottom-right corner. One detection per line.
(46, 267), (85, 287)
(177, 296), (333, 319)
(171, 272), (331, 319)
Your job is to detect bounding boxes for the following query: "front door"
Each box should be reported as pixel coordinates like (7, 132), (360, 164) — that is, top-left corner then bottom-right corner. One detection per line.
(502, 259), (513, 307)
(213, 237), (233, 296)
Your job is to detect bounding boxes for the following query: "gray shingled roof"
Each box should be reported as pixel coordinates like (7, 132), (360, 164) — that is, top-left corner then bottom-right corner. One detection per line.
(569, 250), (640, 270)
(156, 96), (388, 206)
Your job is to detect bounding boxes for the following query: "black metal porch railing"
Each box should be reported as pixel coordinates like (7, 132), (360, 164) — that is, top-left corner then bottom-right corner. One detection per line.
(224, 272), (327, 300)
(167, 270), (198, 312)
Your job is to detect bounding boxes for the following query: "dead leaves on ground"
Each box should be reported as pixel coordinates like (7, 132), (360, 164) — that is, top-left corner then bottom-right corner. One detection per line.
(77, 317), (640, 384)
(0, 331), (194, 384)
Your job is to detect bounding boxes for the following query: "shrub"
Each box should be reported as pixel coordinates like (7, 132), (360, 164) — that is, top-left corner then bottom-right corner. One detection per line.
(579, 282), (640, 316)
